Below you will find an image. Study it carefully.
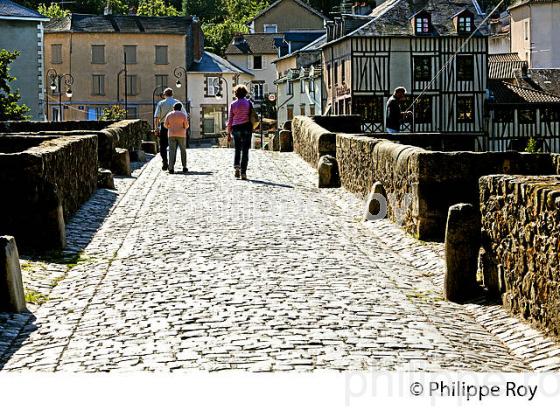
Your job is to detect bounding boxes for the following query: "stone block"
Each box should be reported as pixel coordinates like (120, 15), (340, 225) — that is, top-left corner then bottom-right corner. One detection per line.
(318, 155), (340, 188)
(0, 236), (26, 313)
(363, 182), (388, 221)
(97, 168), (115, 189)
(444, 203), (481, 303)
(279, 130), (293, 152)
(142, 141), (158, 154)
(112, 148), (131, 176)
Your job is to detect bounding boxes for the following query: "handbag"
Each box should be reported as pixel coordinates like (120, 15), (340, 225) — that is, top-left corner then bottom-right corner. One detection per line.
(249, 102), (260, 130)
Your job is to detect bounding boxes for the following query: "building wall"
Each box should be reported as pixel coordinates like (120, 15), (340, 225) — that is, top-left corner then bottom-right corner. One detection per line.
(510, 4), (560, 68)
(489, 35), (511, 54)
(44, 32), (188, 124)
(0, 20), (44, 120)
(225, 53), (278, 97)
(253, 0), (324, 33)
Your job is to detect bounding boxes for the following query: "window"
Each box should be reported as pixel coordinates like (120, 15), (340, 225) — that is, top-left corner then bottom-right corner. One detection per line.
(413, 56), (431, 81)
(326, 64), (331, 87)
(456, 55), (474, 81)
(87, 106), (105, 120)
(413, 96), (432, 124)
(415, 16), (430, 34)
(126, 75), (138, 96)
(51, 44), (62, 64)
(287, 81), (293, 95)
(354, 96), (383, 123)
(202, 106), (226, 135)
(458, 16), (473, 33)
(253, 55), (263, 70)
(494, 108), (514, 123)
(264, 24), (277, 33)
(155, 75), (168, 90)
(457, 96), (475, 123)
(92, 74), (105, 96)
(287, 105), (294, 120)
(541, 108), (560, 122)
(310, 104), (315, 116)
(300, 79), (305, 94)
(524, 21), (529, 41)
(518, 109), (535, 124)
(252, 83), (264, 99)
(206, 76), (218, 97)
(310, 79), (316, 95)
(341, 60), (345, 83)
(155, 46), (168, 65)
(300, 104), (306, 116)
(91, 45), (105, 64)
(123, 45), (137, 64)
(334, 62), (338, 85)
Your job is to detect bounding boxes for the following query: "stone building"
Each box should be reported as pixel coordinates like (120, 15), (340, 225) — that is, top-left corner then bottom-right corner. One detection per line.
(43, 13), (203, 123)
(488, 11), (511, 55)
(188, 51), (253, 139)
(274, 34), (325, 127)
(0, 0), (48, 120)
(322, 0), (489, 135)
(248, 0), (328, 33)
(509, 0), (560, 68)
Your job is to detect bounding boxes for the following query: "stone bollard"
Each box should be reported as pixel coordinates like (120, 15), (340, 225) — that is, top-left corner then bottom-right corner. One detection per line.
(271, 133), (280, 151)
(142, 141), (158, 154)
(279, 130), (293, 152)
(97, 168), (115, 189)
(317, 155), (340, 188)
(112, 148), (131, 176)
(444, 203), (481, 303)
(0, 236), (27, 313)
(362, 182), (388, 221)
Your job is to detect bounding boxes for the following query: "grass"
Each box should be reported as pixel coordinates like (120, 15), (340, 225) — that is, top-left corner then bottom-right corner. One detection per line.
(50, 275), (66, 287)
(24, 289), (50, 305)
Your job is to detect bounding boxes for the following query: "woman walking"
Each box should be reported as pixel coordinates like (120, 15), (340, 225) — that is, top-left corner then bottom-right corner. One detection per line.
(227, 85), (253, 180)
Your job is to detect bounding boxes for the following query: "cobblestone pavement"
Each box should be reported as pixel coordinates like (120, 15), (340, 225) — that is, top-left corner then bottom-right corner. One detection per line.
(1, 149), (559, 372)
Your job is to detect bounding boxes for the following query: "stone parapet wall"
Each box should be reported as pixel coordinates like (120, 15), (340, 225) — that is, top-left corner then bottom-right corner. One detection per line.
(0, 135), (98, 251)
(0, 120), (112, 133)
(292, 116), (336, 167)
(479, 175), (560, 338)
(336, 133), (557, 240)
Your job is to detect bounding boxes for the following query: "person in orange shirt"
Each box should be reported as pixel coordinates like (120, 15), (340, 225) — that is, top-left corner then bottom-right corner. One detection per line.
(164, 102), (189, 174)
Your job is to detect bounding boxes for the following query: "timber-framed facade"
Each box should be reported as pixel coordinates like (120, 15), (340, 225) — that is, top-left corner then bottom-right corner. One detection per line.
(322, 0), (489, 135)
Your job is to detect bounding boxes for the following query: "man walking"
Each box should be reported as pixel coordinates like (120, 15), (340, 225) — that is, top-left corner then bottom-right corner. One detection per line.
(164, 102), (189, 174)
(386, 87), (412, 133)
(154, 88), (186, 170)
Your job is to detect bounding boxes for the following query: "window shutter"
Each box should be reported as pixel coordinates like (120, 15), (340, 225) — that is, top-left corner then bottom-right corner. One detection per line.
(248, 56), (253, 70)
(264, 83), (269, 95)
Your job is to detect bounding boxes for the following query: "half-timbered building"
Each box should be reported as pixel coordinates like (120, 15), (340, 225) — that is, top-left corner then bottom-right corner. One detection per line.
(322, 0), (489, 135)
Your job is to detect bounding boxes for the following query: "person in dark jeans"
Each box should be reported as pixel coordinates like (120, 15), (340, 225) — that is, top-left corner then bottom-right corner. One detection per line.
(386, 86), (412, 133)
(227, 85), (254, 180)
(154, 88), (186, 171)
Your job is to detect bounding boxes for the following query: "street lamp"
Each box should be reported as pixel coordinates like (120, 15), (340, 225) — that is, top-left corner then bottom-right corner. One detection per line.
(173, 66), (189, 112)
(215, 77), (230, 132)
(116, 53), (129, 118)
(46, 68), (73, 122)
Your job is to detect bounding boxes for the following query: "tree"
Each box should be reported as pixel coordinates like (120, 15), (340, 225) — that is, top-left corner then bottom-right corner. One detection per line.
(137, 0), (180, 16)
(100, 105), (127, 120)
(37, 3), (70, 18)
(0, 50), (30, 121)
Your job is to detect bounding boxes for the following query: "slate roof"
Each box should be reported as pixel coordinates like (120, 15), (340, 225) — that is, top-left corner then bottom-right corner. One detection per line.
(488, 80), (560, 104)
(190, 51), (253, 76)
(45, 13), (193, 34)
(225, 33), (280, 55)
(488, 53), (526, 79)
(346, 0), (487, 38)
(514, 69), (560, 97)
(0, 0), (47, 20)
(249, 0), (328, 23)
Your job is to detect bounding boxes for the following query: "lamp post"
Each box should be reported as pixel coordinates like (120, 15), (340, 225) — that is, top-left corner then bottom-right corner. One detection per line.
(215, 77), (229, 131)
(173, 66), (189, 112)
(46, 68), (73, 122)
(116, 53), (128, 118)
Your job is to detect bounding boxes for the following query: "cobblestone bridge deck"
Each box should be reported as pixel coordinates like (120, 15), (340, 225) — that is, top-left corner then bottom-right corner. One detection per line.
(1, 148), (559, 372)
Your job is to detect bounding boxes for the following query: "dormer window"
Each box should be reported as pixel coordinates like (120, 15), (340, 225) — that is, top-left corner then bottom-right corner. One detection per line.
(414, 12), (431, 34)
(458, 16), (473, 33)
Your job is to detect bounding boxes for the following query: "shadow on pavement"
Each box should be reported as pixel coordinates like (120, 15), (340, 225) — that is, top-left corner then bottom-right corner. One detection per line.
(248, 179), (294, 189)
(0, 312), (37, 370)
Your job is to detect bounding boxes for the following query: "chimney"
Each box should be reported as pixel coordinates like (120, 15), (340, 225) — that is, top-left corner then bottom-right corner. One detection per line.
(352, 2), (374, 16)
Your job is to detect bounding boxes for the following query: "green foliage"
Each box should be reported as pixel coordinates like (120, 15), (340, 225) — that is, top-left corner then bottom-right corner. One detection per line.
(38, 3), (70, 18)
(525, 137), (538, 153)
(137, 0), (180, 16)
(101, 105), (128, 120)
(107, 0), (130, 14)
(0, 49), (30, 121)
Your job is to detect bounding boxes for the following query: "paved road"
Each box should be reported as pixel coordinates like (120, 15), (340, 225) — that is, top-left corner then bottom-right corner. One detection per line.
(1, 148), (559, 372)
